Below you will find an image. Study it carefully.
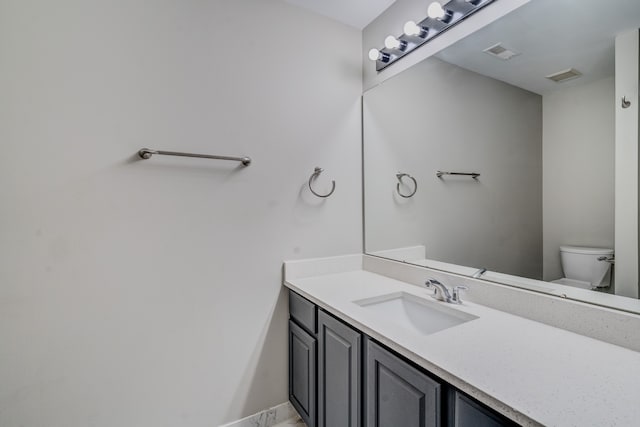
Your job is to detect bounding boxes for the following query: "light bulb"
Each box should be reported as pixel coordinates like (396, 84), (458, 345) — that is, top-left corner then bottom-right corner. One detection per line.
(368, 48), (381, 61)
(404, 20), (428, 38)
(427, 2), (446, 19)
(384, 35), (401, 50)
(404, 21), (420, 36)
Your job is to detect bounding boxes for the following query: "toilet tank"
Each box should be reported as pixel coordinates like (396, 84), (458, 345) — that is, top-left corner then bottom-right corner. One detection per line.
(559, 246), (614, 286)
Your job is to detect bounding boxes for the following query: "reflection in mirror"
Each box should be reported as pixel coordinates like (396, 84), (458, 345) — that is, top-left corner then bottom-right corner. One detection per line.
(363, 0), (640, 312)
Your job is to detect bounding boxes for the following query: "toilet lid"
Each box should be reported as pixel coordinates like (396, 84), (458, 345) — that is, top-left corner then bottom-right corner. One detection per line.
(559, 246), (614, 255)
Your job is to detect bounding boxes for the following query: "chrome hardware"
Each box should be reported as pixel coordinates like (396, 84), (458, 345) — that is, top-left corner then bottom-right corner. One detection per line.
(396, 173), (417, 198)
(452, 286), (468, 304)
(597, 256), (615, 264)
(137, 148), (251, 166)
(471, 268), (487, 278)
(308, 167), (336, 198)
(424, 279), (452, 302)
(370, 0), (496, 72)
(423, 279), (469, 305)
(622, 96), (631, 109)
(436, 171), (480, 180)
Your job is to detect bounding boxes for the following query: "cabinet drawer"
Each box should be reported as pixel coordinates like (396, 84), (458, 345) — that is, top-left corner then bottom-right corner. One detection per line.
(449, 390), (518, 427)
(289, 290), (317, 334)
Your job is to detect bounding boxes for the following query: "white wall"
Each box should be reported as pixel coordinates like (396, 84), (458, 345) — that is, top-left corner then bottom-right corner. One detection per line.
(363, 57), (543, 279)
(361, 0), (530, 91)
(614, 29), (640, 298)
(542, 77), (615, 281)
(0, 1), (362, 426)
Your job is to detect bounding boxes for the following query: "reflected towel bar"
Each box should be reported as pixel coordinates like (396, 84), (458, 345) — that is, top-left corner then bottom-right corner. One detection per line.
(138, 148), (251, 166)
(396, 172), (418, 198)
(436, 171), (480, 180)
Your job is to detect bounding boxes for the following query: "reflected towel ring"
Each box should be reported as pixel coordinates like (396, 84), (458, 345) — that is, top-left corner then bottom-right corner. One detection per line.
(308, 167), (336, 198)
(396, 173), (417, 198)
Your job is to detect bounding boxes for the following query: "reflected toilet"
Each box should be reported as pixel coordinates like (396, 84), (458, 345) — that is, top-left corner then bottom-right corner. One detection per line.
(552, 245), (614, 290)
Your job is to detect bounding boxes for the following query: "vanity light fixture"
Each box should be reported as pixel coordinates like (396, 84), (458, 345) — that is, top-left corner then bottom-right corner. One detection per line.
(368, 0), (497, 72)
(368, 48), (390, 63)
(384, 35), (408, 51)
(404, 21), (429, 39)
(427, 2), (448, 20)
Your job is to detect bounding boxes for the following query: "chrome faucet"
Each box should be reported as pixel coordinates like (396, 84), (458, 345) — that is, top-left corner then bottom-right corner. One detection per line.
(472, 268), (487, 278)
(423, 279), (468, 304)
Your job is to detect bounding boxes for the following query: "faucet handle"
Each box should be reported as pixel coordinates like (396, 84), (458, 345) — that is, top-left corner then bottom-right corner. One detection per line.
(452, 286), (468, 304)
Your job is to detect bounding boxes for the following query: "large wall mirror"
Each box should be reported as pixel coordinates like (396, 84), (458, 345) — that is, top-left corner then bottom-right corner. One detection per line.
(363, 0), (640, 313)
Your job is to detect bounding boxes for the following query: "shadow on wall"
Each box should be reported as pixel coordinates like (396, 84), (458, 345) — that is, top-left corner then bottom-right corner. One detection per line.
(223, 286), (289, 423)
(292, 180), (331, 226)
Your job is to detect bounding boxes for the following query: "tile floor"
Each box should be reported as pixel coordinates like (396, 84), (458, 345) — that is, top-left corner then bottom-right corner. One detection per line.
(272, 415), (306, 427)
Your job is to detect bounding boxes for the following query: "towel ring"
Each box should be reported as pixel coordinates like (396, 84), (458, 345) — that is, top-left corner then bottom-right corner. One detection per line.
(308, 167), (336, 198)
(396, 173), (417, 198)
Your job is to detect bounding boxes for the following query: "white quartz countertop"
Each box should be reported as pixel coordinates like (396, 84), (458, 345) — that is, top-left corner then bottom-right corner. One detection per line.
(284, 270), (640, 427)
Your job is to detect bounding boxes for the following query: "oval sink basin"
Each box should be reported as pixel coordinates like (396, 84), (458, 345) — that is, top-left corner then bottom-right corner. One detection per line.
(353, 292), (478, 336)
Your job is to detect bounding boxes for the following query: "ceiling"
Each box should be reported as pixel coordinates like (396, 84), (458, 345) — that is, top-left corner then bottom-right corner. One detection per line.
(435, 0), (640, 95)
(282, 0), (397, 30)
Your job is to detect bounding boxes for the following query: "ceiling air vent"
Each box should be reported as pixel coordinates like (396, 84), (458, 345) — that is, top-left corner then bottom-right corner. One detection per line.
(546, 68), (582, 83)
(483, 43), (520, 60)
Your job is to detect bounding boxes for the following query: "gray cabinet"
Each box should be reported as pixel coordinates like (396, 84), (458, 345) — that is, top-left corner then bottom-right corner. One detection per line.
(448, 390), (517, 427)
(290, 290), (316, 335)
(366, 339), (441, 427)
(288, 291), (520, 427)
(289, 319), (316, 427)
(317, 310), (362, 427)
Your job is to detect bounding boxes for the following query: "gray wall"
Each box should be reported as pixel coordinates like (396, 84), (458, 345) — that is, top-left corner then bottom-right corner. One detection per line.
(0, 1), (362, 426)
(364, 57), (543, 278)
(542, 77), (615, 281)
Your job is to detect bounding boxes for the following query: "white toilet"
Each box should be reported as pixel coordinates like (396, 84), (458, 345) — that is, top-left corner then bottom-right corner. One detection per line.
(552, 245), (614, 290)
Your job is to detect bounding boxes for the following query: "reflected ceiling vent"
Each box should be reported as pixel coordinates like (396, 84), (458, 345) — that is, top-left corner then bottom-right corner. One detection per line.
(546, 68), (582, 83)
(483, 43), (520, 60)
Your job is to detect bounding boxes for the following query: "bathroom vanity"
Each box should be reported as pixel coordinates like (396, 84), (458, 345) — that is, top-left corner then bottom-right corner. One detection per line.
(286, 1), (640, 425)
(284, 255), (640, 427)
(289, 290), (515, 427)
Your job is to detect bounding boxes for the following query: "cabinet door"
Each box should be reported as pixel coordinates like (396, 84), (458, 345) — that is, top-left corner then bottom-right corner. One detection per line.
(318, 310), (362, 427)
(366, 339), (441, 427)
(289, 320), (317, 427)
(449, 390), (517, 427)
